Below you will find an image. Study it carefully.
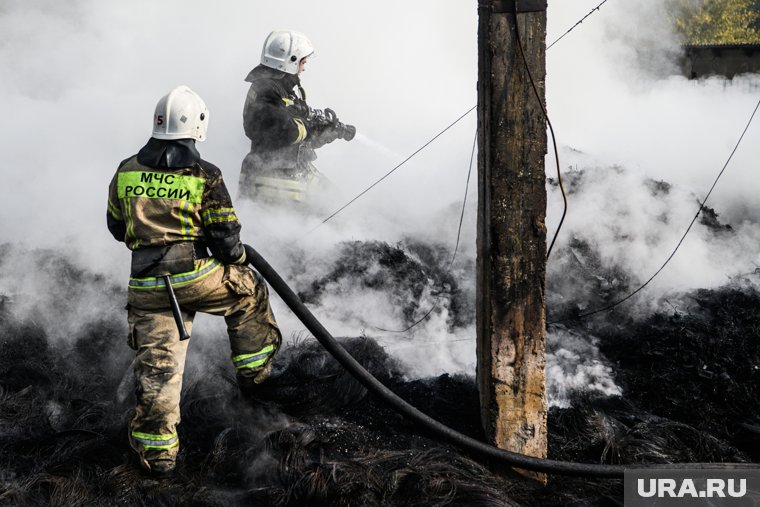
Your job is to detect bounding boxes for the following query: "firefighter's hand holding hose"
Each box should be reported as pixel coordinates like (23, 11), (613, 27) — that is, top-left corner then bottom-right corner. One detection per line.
(294, 100), (356, 144)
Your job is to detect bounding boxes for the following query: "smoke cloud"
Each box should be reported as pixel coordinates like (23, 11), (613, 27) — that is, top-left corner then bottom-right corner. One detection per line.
(2, 0), (760, 406)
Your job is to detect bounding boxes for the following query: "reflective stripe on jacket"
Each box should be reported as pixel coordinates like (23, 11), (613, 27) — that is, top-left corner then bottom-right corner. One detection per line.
(128, 258), (223, 290)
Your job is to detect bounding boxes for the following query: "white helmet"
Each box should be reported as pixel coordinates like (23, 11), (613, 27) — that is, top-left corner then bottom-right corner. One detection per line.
(260, 30), (314, 75)
(152, 85), (209, 142)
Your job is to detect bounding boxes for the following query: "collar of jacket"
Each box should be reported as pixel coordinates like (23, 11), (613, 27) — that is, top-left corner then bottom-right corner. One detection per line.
(245, 64), (301, 89)
(137, 138), (201, 168)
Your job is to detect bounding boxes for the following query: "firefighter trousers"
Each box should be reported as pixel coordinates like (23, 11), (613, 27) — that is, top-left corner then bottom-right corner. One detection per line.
(125, 261), (281, 467)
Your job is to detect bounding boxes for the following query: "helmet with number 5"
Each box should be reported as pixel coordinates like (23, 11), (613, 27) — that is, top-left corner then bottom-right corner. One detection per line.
(260, 30), (314, 75)
(152, 85), (209, 142)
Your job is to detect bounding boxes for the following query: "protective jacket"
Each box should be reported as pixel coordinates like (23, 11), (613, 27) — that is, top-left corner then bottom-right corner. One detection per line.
(239, 65), (330, 202)
(243, 64), (308, 163)
(108, 138), (245, 284)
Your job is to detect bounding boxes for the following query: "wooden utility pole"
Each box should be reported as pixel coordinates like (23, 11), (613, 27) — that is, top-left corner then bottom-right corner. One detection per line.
(476, 0), (548, 479)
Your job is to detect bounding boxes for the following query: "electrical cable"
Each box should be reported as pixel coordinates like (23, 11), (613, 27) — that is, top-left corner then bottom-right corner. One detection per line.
(376, 336), (473, 349)
(374, 303), (440, 335)
(338, 0), (611, 334)
(244, 3), (760, 478)
(334, 0), (583, 336)
(373, 131), (477, 334)
(245, 244), (756, 478)
(302, 106), (476, 238)
(550, 95), (760, 324)
(447, 131), (478, 271)
(300, 0), (611, 246)
(547, 0), (610, 50)
(510, 2), (566, 259)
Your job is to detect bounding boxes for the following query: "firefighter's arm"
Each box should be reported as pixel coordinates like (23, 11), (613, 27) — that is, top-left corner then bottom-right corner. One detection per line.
(280, 97), (309, 144)
(200, 163), (246, 265)
(244, 85), (307, 149)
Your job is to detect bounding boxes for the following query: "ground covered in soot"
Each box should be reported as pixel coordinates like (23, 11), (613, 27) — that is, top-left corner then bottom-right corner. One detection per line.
(0, 242), (759, 506)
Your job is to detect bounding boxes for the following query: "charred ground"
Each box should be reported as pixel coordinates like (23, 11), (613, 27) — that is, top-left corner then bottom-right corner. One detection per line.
(0, 241), (758, 506)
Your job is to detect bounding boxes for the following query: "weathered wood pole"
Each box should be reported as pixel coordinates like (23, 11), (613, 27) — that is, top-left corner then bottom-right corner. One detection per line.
(476, 0), (548, 478)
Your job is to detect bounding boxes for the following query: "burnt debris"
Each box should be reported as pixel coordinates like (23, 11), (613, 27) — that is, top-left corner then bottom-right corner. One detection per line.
(298, 240), (474, 331)
(0, 241), (758, 505)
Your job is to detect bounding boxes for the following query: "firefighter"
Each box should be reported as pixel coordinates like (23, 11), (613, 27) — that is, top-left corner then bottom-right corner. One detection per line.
(239, 29), (356, 204)
(107, 85), (281, 476)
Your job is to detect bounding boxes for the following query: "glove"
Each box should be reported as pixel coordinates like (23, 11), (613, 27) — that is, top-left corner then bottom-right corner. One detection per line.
(306, 107), (336, 129)
(290, 98), (311, 119)
(292, 100), (356, 143)
(291, 99), (329, 128)
(311, 125), (342, 147)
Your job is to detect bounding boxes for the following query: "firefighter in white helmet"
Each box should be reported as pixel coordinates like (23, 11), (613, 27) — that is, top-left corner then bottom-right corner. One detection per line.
(239, 30), (356, 204)
(107, 85), (281, 476)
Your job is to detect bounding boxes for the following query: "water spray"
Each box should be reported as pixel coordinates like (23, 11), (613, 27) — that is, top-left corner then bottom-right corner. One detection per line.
(353, 132), (405, 160)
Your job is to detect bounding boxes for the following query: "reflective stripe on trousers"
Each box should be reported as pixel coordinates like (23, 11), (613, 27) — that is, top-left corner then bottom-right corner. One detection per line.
(131, 431), (179, 451)
(232, 344), (275, 370)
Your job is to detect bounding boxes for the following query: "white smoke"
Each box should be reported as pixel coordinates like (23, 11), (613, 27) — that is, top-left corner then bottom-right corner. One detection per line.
(546, 1), (760, 303)
(547, 0), (760, 226)
(2, 0), (760, 406)
(546, 327), (622, 409)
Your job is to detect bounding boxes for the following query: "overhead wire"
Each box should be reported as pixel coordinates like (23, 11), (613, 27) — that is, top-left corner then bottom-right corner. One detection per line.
(302, 3), (599, 252)
(241, 4), (760, 478)
(511, 2), (566, 259)
(301, 106), (476, 239)
(377, 94), (760, 341)
(373, 0), (562, 334)
(301, 1), (616, 247)
(372, 131), (477, 334)
(290, 0), (615, 333)
(547, 0), (610, 50)
(246, 244), (757, 477)
(519, 0), (760, 322)
(447, 131), (478, 271)
(353, 1), (612, 333)
(367, 0), (759, 336)
(550, 95), (760, 324)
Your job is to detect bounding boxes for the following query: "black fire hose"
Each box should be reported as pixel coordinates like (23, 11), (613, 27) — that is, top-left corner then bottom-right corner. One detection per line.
(244, 245), (756, 478)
